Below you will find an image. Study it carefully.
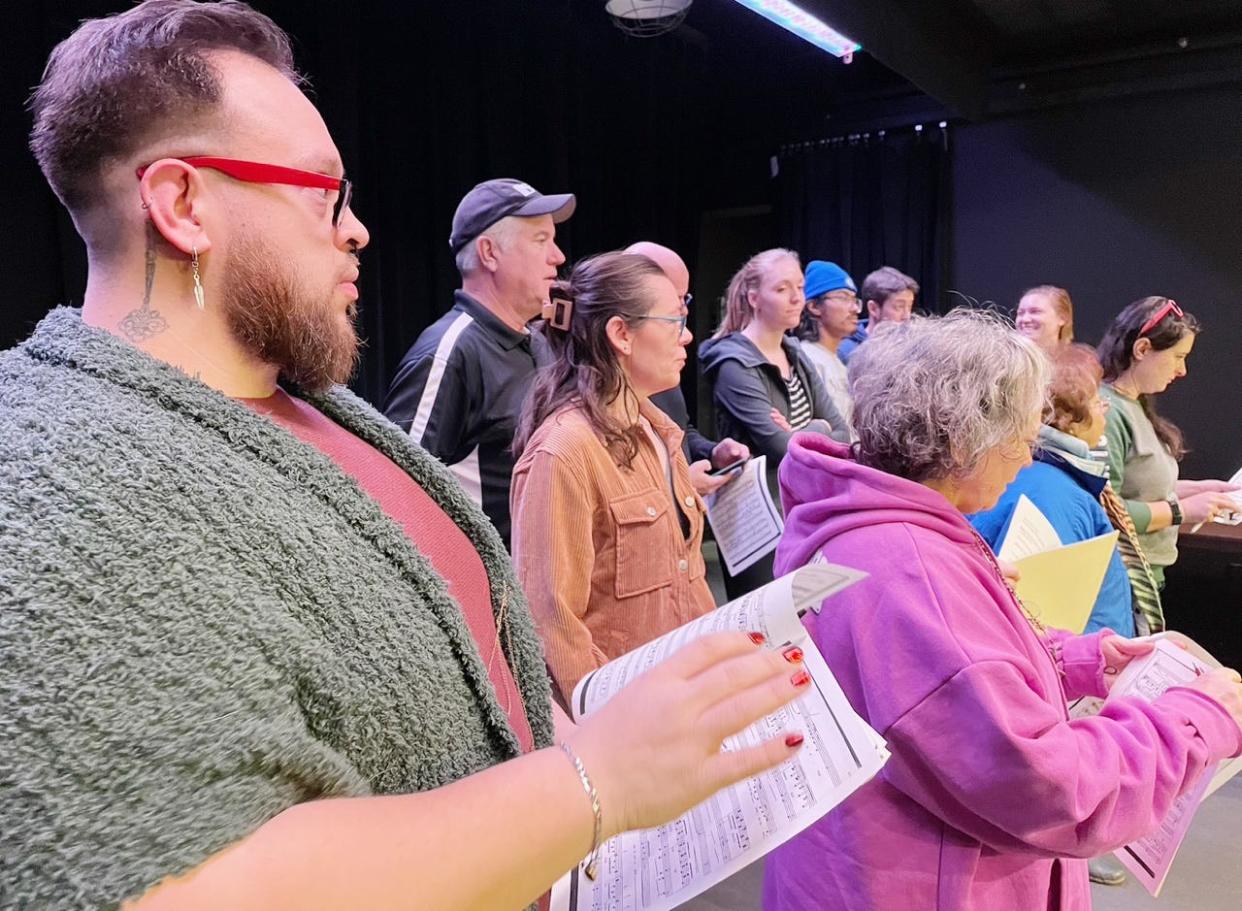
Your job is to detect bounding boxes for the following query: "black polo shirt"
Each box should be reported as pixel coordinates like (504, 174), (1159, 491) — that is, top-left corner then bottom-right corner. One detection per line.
(384, 290), (540, 550)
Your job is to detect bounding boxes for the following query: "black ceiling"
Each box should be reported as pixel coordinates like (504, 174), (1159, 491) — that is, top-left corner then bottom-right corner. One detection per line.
(970, 0), (1242, 57)
(654, 0), (1242, 122)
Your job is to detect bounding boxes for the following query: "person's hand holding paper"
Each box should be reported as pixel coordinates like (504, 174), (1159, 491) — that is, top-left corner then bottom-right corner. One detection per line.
(1101, 635), (1156, 689)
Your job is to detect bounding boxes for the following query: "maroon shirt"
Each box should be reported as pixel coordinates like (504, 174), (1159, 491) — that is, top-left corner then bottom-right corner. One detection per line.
(239, 389), (534, 753)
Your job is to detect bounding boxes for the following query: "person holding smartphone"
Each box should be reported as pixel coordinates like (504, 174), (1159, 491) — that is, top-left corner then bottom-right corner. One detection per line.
(628, 241), (751, 497)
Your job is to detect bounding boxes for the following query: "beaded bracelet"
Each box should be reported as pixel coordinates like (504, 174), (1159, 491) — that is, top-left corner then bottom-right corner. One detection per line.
(560, 742), (603, 881)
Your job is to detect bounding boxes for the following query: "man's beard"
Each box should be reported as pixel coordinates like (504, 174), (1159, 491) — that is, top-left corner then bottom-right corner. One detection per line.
(221, 241), (361, 394)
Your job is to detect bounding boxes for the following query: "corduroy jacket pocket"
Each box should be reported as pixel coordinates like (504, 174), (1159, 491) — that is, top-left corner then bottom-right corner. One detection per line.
(609, 489), (675, 598)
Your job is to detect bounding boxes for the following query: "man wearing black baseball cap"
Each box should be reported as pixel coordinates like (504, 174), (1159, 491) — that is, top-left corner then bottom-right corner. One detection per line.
(384, 178), (575, 549)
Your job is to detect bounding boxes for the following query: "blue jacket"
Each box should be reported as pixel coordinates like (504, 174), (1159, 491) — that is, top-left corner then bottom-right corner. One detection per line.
(971, 427), (1135, 637)
(837, 319), (869, 363)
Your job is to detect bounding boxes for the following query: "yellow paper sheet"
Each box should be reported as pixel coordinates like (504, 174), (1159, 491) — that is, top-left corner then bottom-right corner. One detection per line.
(1012, 531), (1119, 633)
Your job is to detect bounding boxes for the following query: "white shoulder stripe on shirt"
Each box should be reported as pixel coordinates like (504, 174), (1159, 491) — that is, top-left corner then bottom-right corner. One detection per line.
(409, 311), (475, 445)
(449, 446), (483, 508)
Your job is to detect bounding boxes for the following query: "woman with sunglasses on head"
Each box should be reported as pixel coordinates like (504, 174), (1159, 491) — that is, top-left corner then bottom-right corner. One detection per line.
(511, 252), (717, 702)
(699, 249), (849, 598)
(1098, 297), (1239, 590)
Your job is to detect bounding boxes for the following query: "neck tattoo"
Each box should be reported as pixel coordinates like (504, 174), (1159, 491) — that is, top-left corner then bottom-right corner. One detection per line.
(119, 225), (169, 342)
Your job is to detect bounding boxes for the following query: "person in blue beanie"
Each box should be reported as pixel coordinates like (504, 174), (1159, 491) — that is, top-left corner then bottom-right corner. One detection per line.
(795, 260), (860, 440)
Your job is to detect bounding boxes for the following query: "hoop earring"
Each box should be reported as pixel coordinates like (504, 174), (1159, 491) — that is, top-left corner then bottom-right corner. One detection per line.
(191, 245), (205, 310)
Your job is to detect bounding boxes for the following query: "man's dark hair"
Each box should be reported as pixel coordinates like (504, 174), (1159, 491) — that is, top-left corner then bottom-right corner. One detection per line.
(29, 0), (300, 214)
(860, 266), (919, 308)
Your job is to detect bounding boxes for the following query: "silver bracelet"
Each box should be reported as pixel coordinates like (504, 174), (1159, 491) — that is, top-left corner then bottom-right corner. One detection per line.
(559, 742), (603, 881)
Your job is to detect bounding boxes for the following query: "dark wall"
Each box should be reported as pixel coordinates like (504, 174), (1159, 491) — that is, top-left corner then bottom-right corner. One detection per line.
(949, 86), (1242, 481)
(2, 0), (797, 410)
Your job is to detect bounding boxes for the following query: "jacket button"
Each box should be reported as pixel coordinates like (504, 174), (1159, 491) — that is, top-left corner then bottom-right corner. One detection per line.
(646, 506), (657, 517)
(678, 559), (688, 572)
(684, 495), (695, 507)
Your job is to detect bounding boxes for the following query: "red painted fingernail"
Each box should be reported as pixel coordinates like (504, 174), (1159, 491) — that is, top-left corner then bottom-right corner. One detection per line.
(782, 646), (804, 663)
(785, 733), (804, 748)
(748, 632), (766, 645)
(791, 669), (811, 687)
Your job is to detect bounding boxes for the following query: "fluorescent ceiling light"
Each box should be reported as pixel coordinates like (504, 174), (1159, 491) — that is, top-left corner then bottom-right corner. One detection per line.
(731, 0), (861, 58)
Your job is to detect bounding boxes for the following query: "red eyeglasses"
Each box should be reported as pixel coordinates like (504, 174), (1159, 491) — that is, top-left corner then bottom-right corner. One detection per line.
(1138, 299), (1183, 336)
(135, 156), (354, 227)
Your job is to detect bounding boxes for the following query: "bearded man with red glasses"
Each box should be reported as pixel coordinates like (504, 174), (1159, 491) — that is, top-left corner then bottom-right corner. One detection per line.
(0, 2), (809, 909)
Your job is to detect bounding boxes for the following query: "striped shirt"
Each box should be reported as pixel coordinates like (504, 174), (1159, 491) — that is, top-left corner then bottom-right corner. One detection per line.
(786, 369), (813, 430)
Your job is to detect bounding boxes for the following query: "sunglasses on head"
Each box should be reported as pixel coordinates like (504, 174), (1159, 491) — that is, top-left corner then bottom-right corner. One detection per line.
(1137, 299), (1183, 337)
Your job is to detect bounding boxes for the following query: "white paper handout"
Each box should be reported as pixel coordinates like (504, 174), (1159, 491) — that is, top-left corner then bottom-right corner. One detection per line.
(996, 494), (1062, 564)
(551, 562), (885, 911)
(1215, 466), (1242, 524)
(703, 455), (782, 576)
(1100, 637), (1242, 895)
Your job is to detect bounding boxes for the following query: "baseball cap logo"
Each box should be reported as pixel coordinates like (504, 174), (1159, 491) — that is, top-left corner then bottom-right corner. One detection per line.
(511, 181), (537, 197)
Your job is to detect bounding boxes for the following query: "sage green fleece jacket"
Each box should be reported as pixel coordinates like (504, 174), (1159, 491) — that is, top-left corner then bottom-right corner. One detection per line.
(0, 309), (554, 909)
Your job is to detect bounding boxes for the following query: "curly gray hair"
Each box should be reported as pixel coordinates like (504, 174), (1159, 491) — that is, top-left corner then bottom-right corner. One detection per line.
(847, 310), (1049, 482)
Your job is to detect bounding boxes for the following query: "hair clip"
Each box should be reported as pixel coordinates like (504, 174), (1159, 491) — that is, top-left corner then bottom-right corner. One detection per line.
(542, 287), (574, 331)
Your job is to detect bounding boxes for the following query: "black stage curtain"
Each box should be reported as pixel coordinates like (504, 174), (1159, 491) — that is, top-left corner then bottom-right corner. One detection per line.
(3, 0), (722, 407)
(776, 125), (950, 313)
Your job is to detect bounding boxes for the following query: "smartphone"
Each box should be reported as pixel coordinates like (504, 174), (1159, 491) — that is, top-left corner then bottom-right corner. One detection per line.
(708, 457), (748, 477)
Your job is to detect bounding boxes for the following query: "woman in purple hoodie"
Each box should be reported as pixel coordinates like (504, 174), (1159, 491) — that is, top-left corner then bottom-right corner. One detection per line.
(763, 311), (1242, 911)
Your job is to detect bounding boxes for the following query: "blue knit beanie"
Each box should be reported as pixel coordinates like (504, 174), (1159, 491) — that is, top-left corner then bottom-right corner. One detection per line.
(804, 260), (856, 299)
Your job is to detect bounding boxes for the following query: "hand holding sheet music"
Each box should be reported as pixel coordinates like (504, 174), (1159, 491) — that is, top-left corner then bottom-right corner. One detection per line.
(551, 563), (887, 911)
(703, 455), (783, 576)
(1088, 636), (1242, 896)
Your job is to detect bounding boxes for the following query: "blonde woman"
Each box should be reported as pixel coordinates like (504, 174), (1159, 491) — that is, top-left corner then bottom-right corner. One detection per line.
(1015, 284), (1074, 349)
(698, 248), (848, 596)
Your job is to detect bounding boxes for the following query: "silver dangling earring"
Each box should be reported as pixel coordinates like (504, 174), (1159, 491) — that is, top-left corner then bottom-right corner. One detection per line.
(191, 245), (205, 311)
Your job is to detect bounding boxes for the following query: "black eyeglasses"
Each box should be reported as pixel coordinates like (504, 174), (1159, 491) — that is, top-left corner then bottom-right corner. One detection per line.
(634, 314), (689, 333)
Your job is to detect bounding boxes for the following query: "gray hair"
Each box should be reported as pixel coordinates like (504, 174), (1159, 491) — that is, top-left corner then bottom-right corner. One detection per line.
(454, 215), (523, 276)
(847, 309), (1048, 483)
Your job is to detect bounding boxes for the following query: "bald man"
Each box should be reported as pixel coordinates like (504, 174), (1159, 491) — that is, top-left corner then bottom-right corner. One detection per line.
(626, 242), (749, 497)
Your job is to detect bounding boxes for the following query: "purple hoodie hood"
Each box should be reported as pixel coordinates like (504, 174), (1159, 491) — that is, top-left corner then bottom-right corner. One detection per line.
(776, 433), (978, 575)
